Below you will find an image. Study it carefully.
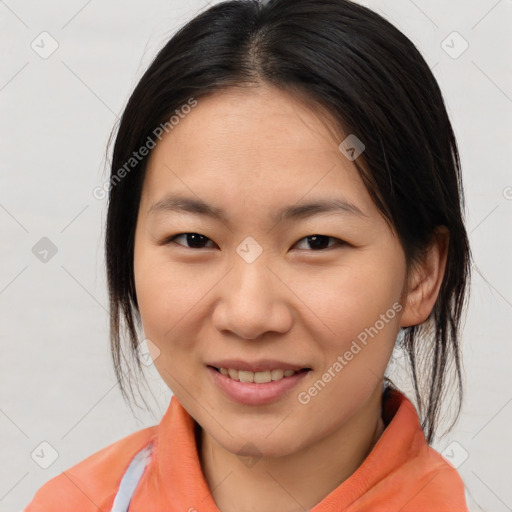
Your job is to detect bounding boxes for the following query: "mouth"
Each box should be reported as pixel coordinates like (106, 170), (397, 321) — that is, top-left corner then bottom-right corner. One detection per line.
(207, 364), (312, 405)
(208, 366), (311, 384)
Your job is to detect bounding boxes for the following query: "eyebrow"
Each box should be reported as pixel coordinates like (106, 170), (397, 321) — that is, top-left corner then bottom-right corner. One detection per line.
(148, 194), (367, 225)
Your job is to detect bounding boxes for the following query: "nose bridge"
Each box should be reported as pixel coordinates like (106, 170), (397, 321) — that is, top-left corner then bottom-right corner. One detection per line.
(229, 238), (275, 308)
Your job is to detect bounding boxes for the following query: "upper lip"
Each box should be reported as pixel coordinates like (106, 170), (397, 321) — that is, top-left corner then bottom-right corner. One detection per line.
(207, 359), (311, 372)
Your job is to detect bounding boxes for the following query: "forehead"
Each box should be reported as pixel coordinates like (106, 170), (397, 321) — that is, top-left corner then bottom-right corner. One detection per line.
(140, 85), (373, 216)
(156, 86), (341, 153)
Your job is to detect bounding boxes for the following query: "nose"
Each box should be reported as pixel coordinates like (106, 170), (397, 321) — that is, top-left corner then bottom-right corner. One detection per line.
(212, 255), (293, 340)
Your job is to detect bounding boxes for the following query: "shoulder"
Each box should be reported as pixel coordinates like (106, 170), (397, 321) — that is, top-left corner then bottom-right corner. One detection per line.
(23, 425), (157, 511)
(377, 388), (469, 510)
(397, 436), (469, 511)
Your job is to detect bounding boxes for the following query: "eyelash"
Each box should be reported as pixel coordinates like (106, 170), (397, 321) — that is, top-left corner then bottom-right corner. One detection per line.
(163, 233), (347, 251)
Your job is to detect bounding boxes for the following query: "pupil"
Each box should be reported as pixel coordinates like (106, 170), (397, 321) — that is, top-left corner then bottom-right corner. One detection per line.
(187, 233), (207, 248)
(308, 235), (328, 250)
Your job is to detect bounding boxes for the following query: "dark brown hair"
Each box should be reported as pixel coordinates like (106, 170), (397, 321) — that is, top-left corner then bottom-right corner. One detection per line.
(105, 0), (471, 443)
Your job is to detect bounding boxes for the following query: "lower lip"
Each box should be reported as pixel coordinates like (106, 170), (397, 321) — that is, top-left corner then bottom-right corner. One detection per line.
(207, 366), (310, 406)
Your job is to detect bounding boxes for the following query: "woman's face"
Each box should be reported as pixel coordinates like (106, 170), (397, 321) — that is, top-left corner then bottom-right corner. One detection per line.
(133, 85), (409, 457)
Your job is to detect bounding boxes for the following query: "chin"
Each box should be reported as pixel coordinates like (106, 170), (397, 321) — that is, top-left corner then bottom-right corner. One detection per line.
(211, 422), (308, 460)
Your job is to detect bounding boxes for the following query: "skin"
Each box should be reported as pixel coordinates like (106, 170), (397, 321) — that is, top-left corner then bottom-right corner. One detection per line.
(133, 85), (448, 512)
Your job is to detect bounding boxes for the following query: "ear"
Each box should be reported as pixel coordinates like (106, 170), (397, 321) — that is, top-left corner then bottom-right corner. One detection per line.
(399, 227), (449, 328)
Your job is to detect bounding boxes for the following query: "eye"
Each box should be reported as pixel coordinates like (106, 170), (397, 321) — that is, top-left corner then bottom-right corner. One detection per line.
(294, 235), (345, 251)
(165, 233), (216, 249)
(164, 233), (346, 251)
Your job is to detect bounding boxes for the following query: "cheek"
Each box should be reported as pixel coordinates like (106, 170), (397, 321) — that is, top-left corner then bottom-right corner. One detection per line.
(297, 255), (404, 378)
(301, 260), (402, 333)
(134, 251), (208, 394)
(134, 248), (198, 343)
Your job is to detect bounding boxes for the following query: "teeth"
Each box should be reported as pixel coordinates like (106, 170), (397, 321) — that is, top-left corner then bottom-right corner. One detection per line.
(217, 367), (302, 382)
(271, 369), (284, 380)
(239, 370), (254, 383)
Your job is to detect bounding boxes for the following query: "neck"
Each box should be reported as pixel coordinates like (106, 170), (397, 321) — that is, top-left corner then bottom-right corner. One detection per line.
(198, 386), (385, 512)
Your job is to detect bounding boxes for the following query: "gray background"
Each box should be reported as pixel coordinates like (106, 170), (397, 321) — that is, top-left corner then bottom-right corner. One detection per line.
(0, 0), (511, 510)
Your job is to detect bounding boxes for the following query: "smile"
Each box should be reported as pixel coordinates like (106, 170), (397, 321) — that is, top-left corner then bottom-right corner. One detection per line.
(212, 367), (309, 383)
(207, 365), (311, 405)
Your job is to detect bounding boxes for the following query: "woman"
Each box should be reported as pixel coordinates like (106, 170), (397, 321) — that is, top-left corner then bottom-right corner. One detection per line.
(25, 0), (471, 510)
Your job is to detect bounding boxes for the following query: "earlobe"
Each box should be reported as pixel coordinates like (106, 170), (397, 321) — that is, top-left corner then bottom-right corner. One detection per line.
(399, 227), (449, 328)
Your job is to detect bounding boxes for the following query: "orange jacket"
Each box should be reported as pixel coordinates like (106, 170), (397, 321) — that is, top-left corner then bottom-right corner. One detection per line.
(24, 388), (468, 511)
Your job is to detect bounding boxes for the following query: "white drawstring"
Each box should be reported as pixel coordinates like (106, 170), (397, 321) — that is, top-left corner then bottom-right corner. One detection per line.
(110, 442), (153, 512)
